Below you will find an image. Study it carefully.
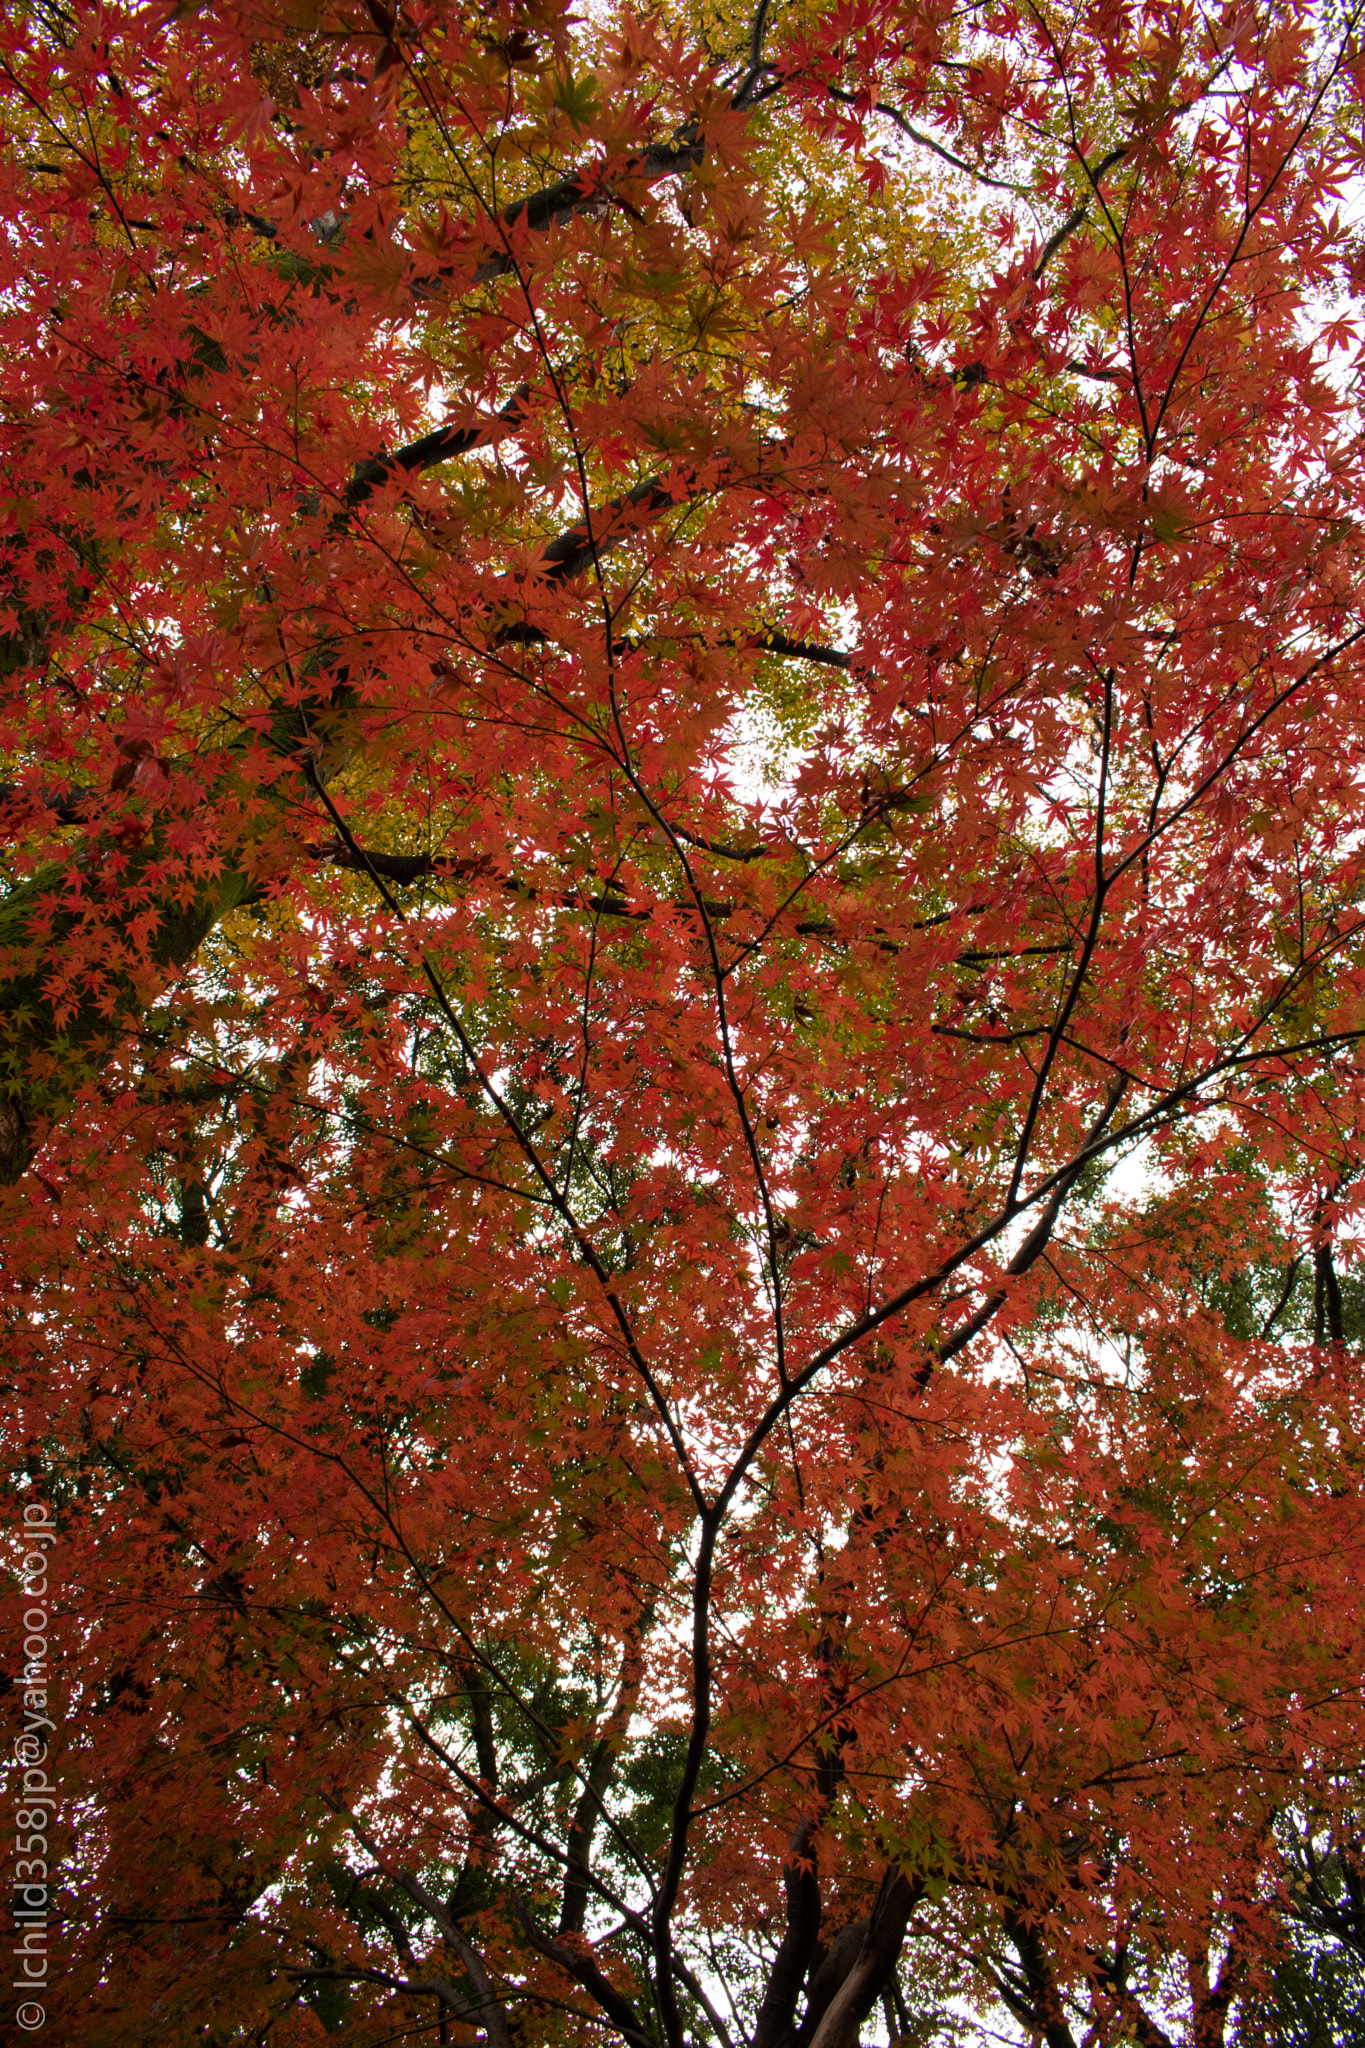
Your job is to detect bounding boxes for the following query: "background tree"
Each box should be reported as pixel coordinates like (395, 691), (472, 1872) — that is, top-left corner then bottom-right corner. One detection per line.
(1270, 1815), (1365, 2047)
(3, 0), (1365, 2044)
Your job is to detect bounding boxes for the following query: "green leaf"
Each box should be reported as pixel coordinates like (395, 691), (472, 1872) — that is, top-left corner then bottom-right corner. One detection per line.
(552, 72), (600, 131)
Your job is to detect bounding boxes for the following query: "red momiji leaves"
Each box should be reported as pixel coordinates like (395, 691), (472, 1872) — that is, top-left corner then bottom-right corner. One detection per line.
(2, 2), (1365, 2045)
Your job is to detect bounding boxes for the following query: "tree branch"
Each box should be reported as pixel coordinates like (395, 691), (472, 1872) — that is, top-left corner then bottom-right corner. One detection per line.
(514, 1903), (656, 2048)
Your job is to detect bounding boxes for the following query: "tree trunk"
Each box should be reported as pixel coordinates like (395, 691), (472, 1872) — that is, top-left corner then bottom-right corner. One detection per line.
(803, 1872), (921, 2048)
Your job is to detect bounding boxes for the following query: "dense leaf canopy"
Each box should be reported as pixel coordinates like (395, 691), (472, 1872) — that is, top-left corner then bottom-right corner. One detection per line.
(3, 1), (1365, 2043)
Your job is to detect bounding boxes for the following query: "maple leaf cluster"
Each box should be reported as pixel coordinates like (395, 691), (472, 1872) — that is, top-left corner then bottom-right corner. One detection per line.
(2, 1), (1365, 2044)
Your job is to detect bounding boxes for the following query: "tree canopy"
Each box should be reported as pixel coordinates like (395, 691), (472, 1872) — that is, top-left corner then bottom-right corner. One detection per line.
(3, 0), (1365, 2043)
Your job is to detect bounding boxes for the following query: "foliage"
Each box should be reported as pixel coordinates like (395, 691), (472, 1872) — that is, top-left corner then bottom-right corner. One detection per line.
(2, 1), (1365, 2044)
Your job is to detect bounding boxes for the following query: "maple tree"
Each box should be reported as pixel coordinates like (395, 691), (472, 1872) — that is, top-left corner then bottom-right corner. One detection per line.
(3, 0), (1365, 2043)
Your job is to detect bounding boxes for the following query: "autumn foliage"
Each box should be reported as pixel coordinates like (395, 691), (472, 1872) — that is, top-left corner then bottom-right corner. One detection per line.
(2, 0), (1365, 2042)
